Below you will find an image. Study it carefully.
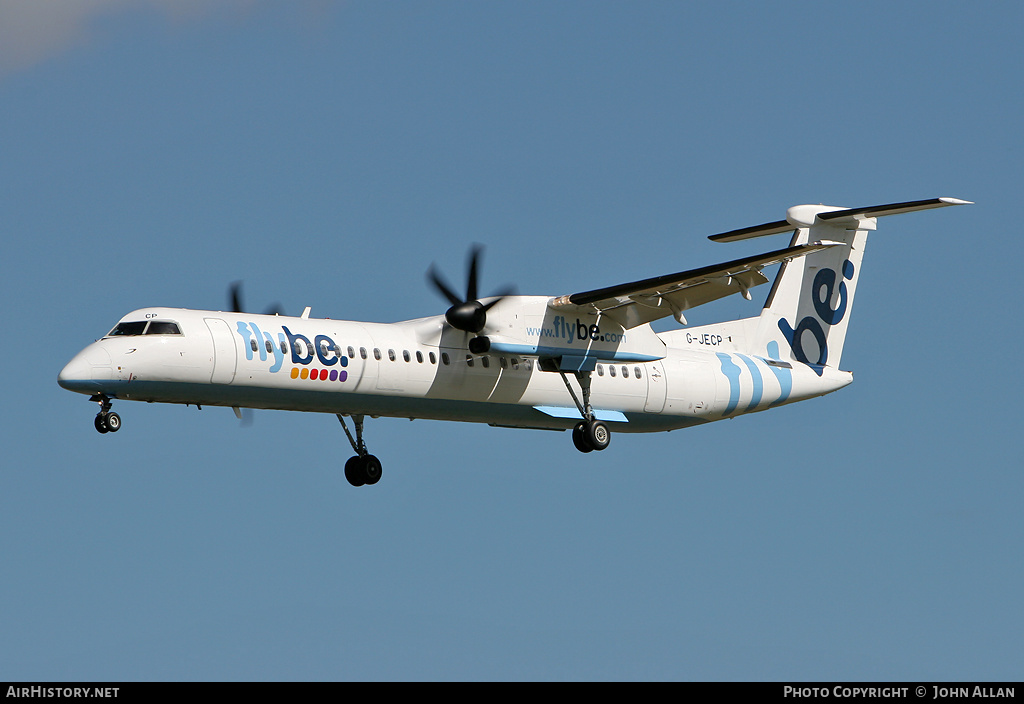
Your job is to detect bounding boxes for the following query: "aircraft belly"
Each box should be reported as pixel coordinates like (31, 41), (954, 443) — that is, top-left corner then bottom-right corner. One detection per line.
(97, 371), (698, 433)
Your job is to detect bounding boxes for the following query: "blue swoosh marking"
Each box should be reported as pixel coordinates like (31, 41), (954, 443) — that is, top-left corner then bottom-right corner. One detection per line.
(716, 353), (742, 416)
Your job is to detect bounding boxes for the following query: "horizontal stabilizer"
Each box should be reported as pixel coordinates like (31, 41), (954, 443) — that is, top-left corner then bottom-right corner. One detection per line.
(815, 197), (973, 224)
(709, 220), (794, 243)
(710, 197), (972, 242)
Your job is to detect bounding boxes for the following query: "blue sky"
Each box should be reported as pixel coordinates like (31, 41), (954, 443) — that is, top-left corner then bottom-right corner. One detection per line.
(1, 1), (1020, 681)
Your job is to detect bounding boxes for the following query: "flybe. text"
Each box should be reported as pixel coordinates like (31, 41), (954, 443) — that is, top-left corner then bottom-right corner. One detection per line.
(235, 322), (348, 376)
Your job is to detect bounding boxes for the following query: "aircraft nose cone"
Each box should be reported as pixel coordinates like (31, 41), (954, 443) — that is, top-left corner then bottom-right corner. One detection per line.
(58, 346), (111, 393)
(58, 355), (91, 391)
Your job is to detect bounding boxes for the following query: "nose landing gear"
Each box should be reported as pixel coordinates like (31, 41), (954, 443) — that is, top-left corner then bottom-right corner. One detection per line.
(91, 394), (121, 434)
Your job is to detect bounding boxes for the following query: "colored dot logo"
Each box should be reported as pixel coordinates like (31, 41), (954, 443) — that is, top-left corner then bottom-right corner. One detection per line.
(290, 357), (349, 382)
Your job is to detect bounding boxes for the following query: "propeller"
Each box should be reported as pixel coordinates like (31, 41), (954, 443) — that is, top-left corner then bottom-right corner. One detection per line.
(226, 281), (284, 429)
(229, 281), (284, 316)
(427, 245), (515, 334)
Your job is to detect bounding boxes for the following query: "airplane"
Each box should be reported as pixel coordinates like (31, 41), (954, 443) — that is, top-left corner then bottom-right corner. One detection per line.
(58, 197), (970, 486)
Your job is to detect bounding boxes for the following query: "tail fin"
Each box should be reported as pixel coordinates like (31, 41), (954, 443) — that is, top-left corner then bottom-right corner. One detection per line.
(716, 198), (972, 370)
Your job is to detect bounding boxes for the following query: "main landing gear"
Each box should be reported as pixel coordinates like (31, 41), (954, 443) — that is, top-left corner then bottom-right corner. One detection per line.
(559, 370), (611, 454)
(91, 394), (121, 434)
(336, 414), (382, 487)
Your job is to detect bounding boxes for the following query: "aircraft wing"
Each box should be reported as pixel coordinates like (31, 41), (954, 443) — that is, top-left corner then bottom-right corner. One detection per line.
(549, 242), (837, 329)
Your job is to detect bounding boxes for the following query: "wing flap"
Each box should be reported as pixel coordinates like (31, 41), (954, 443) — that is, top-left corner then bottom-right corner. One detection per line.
(552, 242), (838, 329)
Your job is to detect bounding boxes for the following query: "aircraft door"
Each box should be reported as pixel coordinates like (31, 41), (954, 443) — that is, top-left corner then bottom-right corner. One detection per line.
(204, 318), (237, 384)
(644, 360), (667, 412)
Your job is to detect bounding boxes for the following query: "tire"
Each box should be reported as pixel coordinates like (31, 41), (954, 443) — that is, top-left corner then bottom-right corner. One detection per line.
(344, 456), (365, 487)
(585, 420), (610, 451)
(572, 422), (594, 453)
(94, 414), (109, 434)
(363, 455), (383, 485)
(105, 412), (121, 432)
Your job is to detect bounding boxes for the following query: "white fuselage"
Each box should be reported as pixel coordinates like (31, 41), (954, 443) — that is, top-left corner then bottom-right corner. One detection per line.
(58, 302), (852, 434)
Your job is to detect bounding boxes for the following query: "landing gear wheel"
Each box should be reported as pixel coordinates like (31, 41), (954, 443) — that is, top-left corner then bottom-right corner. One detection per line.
(344, 456), (365, 487)
(362, 455), (382, 485)
(344, 455), (383, 487)
(336, 415), (382, 487)
(572, 422), (594, 453)
(585, 420), (610, 451)
(91, 395), (118, 435)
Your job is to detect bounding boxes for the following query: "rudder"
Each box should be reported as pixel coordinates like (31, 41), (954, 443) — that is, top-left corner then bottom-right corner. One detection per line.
(742, 198), (971, 371)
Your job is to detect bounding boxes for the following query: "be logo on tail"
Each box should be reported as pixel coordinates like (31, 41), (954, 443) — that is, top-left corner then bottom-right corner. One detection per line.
(778, 259), (854, 369)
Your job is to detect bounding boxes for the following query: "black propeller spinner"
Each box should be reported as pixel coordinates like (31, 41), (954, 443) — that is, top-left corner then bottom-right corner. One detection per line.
(427, 245), (514, 334)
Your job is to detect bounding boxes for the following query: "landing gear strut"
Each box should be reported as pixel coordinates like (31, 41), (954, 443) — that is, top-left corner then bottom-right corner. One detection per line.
(559, 370), (611, 453)
(91, 394), (121, 434)
(337, 414), (382, 487)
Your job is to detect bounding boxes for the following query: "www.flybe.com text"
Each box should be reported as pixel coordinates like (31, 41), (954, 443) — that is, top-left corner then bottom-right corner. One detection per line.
(526, 316), (626, 345)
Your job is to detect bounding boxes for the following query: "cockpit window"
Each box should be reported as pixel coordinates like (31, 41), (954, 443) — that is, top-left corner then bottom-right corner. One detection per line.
(106, 320), (182, 337)
(107, 321), (148, 337)
(145, 321), (181, 335)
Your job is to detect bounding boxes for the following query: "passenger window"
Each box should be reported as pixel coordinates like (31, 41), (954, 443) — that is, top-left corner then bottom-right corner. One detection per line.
(621, 366), (629, 378)
(388, 349), (396, 362)
(360, 347), (367, 360)
(634, 366), (642, 378)
(416, 351), (423, 363)
(280, 340), (288, 354)
(403, 350), (410, 362)
(481, 356), (490, 368)
(525, 359), (533, 371)
(373, 348), (381, 361)
(597, 364), (604, 376)
(348, 346), (355, 359)
(442, 352), (450, 365)
(250, 339), (258, 352)
(466, 356), (475, 367)
(499, 357), (507, 369)
(511, 357), (519, 370)
(609, 365), (616, 377)
(265, 340), (273, 354)
(429, 352), (437, 364)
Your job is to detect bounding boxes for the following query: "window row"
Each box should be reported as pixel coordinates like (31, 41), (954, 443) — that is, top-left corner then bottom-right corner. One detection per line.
(462, 355), (533, 371)
(248, 336), (644, 379)
(596, 364), (643, 379)
(255, 339), (539, 372)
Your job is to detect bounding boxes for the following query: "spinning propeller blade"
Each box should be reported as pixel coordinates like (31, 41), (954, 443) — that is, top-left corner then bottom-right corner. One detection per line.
(228, 281), (284, 316)
(426, 245), (515, 334)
